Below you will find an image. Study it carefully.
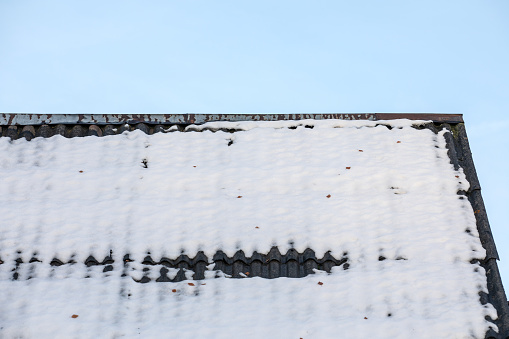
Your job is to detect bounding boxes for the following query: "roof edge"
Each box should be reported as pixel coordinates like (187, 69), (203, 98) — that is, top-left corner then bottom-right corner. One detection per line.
(443, 123), (509, 338)
(0, 113), (463, 125)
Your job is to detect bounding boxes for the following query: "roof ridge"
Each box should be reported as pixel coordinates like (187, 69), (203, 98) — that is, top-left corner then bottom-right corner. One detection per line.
(0, 113), (463, 125)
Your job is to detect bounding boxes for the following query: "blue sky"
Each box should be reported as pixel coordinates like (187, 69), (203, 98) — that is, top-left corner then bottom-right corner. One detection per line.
(1, 1), (508, 288)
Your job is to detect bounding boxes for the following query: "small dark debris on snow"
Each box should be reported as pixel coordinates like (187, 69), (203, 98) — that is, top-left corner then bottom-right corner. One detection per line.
(141, 159), (148, 168)
(71, 314), (79, 319)
(317, 281), (323, 285)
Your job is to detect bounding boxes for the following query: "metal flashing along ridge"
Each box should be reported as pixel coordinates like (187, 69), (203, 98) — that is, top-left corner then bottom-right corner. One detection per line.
(0, 113), (464, 126)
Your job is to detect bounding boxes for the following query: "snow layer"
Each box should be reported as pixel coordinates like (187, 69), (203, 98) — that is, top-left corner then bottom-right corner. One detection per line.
(0, 119), (497, 338)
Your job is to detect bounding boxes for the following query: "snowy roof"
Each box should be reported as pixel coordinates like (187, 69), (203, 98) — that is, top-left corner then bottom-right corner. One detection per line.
(0, 114), (507, 339)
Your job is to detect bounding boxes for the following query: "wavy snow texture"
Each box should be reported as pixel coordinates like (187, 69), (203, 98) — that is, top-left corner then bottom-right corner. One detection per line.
(0, 119), (497, 338)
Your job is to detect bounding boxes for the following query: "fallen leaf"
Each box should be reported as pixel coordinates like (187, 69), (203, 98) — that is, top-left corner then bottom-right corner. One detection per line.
(326, 194), (331, 198)
(245, 272), (250, 276)
(364, 317), (368, 320)
(455, 175), (459, 178)
(172, 289), (177, 293)
(188, 283), (195, 286)
(71, 314), (78, 318)
(79, 170), (83, 173)
(346, 167), (351, 170)
(358, 150), (363, 152)
(397, 141), (401, 143)
(255, 226), (259, 229)
(193, 166), (196, 168)
(237, 196), (242, 198)
(317, 281), (323, 286)
(201, 283), (206, 285)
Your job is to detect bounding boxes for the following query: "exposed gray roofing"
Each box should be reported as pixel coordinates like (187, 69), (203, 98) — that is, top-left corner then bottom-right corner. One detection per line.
(1, 113), (463, 140)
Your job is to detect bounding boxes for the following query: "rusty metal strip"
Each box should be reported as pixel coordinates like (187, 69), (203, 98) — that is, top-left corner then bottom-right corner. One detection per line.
(375, 113), (463, 123)
(0, 113), (463, 125)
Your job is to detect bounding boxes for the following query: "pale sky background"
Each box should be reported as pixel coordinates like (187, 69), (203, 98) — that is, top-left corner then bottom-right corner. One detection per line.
(1, 1), (508, 290)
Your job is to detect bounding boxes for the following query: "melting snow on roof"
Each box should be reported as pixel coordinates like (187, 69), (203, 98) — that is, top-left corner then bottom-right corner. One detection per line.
(0, 119), (498, 338)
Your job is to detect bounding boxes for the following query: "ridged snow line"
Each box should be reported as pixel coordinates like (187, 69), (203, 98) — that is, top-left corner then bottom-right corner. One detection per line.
(0, 123), (176, 140)
(0, 122), (324, 140)
(3, 247), (350, 283)
(0, 120), (420, 140)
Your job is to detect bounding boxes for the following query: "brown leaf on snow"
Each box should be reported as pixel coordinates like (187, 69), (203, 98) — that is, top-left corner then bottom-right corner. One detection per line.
(358, 150), (363, 152)
(255, 226), (259, 229)
(317, 281), (323, 286)
(193, 166), (197, 168)
(188, 283), (195, 286)
(346, 167), (351, 170)
(237, 196), (242, 198)
(79, 170), (83, 173)
(455, 175), (459, 178)
(71, 314), (78, 318)
(172, 289), (177, 293)
(397, 141), (401, 143)
(364, 317), (368, 320)
(326, 194), (331, 198)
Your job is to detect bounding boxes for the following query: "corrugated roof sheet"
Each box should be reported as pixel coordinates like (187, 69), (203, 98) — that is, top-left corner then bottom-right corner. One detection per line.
(0, 114), (506, 339)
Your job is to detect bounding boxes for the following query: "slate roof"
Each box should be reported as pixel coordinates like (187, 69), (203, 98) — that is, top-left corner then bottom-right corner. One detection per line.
(0, 113), (507, 339)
